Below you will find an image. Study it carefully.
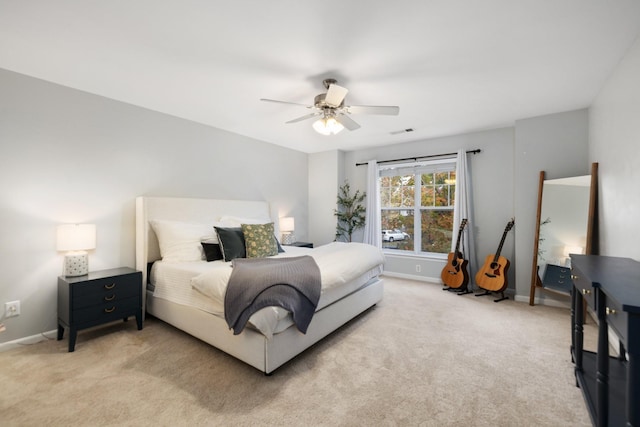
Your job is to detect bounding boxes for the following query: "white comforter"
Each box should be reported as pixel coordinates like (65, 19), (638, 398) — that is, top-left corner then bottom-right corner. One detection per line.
(154, 242), (384, 338)
(192, 242), (381, 302)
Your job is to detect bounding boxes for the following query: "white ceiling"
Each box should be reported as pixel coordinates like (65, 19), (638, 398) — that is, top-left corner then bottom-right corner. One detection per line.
(1, 1), (639, 154)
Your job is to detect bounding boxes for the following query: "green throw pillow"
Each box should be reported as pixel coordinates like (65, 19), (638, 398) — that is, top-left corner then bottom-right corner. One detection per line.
(242, 223), (278, 258)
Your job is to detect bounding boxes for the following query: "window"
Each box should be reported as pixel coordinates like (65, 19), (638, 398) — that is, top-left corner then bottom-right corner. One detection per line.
(379, 159), (456, 256)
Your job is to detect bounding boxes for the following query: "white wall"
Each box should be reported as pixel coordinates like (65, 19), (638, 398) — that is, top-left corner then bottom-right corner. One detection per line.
(590, 35), (640, 261)
(0, 69), (309, 343)
(308, 150), (344, 246)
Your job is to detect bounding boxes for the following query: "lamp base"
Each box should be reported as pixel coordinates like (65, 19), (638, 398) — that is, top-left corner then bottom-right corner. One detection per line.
(64, 253), (89, 277)
(281, 233), (295, 245)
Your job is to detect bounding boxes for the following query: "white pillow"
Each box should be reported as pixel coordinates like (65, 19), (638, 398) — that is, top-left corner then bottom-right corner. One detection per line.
(218, 215), (272, 227)
(150, 220), (215, 262)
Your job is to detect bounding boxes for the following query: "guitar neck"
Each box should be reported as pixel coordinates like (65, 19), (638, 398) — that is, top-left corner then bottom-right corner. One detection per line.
(453, 220), (467, 256)
(492, 233), (508, 262)
(492, 220), (514, 263)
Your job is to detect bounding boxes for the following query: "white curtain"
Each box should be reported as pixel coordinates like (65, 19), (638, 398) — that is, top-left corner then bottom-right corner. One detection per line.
(363, 160), (382, 248)
(452, 149), (478, 284)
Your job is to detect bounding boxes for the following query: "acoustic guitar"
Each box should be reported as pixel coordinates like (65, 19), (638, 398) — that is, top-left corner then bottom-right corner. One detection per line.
(441, 219), (469, 289)
(475, 219), (515, 293)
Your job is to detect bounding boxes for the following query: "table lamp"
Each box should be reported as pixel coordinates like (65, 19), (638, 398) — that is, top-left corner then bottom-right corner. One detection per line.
(57, 224), (96, 277)
(279, 217), (295, 245)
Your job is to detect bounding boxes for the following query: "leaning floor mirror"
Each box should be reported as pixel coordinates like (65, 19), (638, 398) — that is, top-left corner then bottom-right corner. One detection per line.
(529, 162), (598, 305)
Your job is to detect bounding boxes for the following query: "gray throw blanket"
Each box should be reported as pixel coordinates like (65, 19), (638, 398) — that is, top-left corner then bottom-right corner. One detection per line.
(224, 256), (321, 335)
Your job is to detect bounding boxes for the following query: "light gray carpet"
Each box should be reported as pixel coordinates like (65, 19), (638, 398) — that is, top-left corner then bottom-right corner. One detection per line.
(0, 276), (593, 426)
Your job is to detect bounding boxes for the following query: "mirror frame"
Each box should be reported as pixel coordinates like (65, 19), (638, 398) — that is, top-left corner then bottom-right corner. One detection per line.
(529, 162), (598, 305)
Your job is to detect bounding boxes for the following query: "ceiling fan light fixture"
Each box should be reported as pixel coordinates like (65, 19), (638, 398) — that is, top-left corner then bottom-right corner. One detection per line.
(261, 77), (399, 135)
(312, 115), (344, 135)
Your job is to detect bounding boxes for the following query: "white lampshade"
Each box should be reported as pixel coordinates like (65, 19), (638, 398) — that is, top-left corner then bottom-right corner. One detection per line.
(57, 224), (96, 251)
(280, 217), (295, 232)
(313, 116), (344, 135)
(57, 224), (96, 277)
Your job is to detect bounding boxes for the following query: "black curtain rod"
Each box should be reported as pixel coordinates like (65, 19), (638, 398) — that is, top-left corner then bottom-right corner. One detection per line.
(355, 149), (481, 166)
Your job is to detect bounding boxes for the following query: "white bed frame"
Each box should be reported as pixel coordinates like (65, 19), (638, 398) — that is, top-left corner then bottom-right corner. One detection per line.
(135, 196), (383, 374)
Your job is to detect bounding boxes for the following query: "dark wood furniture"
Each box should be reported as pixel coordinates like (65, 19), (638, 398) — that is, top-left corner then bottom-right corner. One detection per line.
(57, 267), (143, 352)
(542, 264), (573, 293)
(571, 254), (640, 427)
(285, 241), (314, 248)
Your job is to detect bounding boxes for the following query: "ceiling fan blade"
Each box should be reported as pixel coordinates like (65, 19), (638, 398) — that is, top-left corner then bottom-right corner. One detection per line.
(286, 112), (321, 124)
(335, 113), (361, 131)
(324, 84), (349, 107)
(346, 105), (400, 115)
(260, 98), (313, 108)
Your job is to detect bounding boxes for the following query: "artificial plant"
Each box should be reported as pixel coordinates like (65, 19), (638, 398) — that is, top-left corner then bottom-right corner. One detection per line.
(334, 181), (366, 242)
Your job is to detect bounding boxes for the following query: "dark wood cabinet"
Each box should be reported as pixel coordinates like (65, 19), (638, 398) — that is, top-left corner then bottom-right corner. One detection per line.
(542, 263), (573, 293)
(571, 254), (640, 427)
(285, 241), (314, 248)
(57, 267), (143, 352)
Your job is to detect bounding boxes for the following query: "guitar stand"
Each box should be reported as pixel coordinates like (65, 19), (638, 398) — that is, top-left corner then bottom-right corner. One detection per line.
(442, 285), (473, 295)
(456, 287), (473, 295)
(475, 290), (509, 303)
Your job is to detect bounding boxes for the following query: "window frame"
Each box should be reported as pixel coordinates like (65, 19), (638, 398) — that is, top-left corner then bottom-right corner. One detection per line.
(379, 159), (456, 258)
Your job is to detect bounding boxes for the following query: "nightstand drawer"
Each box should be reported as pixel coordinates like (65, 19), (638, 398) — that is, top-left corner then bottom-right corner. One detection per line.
(73, 290), (136, 309)
(73, 281), (139, 309)
(73, 273), (139, 298)
(73, 295), (140, 324)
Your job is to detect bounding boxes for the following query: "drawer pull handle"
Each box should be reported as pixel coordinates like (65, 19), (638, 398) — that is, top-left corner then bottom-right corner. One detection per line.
(104, 283), (116, 290)
(582, 289), (591, 295)
(606, 307), (617, 315)
(571, 274), (579, 280)
(104, 306), (116, 313)
(104, 294), (115, 302)
(558, 280), (564, 284)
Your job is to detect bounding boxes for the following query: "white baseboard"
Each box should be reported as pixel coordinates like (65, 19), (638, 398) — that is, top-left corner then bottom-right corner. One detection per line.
(382, 272), (520, 300)
(381, 271), (440, 283)
(0, 329), (57, 352)
(512, 294), (571, 308)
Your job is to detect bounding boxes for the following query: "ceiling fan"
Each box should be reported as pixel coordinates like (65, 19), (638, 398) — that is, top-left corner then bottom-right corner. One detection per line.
(260, 78), (399, 135)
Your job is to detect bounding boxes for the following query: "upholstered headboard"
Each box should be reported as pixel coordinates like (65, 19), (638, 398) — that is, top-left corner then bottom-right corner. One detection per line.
(135, 196), (273, 286)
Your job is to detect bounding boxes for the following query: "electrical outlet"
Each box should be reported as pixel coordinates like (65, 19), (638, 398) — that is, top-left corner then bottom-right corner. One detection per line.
(5, 300), (20, 318)
(415, 264), (421, 273)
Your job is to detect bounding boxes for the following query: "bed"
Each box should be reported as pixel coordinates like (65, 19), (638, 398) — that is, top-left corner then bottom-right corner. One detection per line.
(135, 196), (384, 374)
